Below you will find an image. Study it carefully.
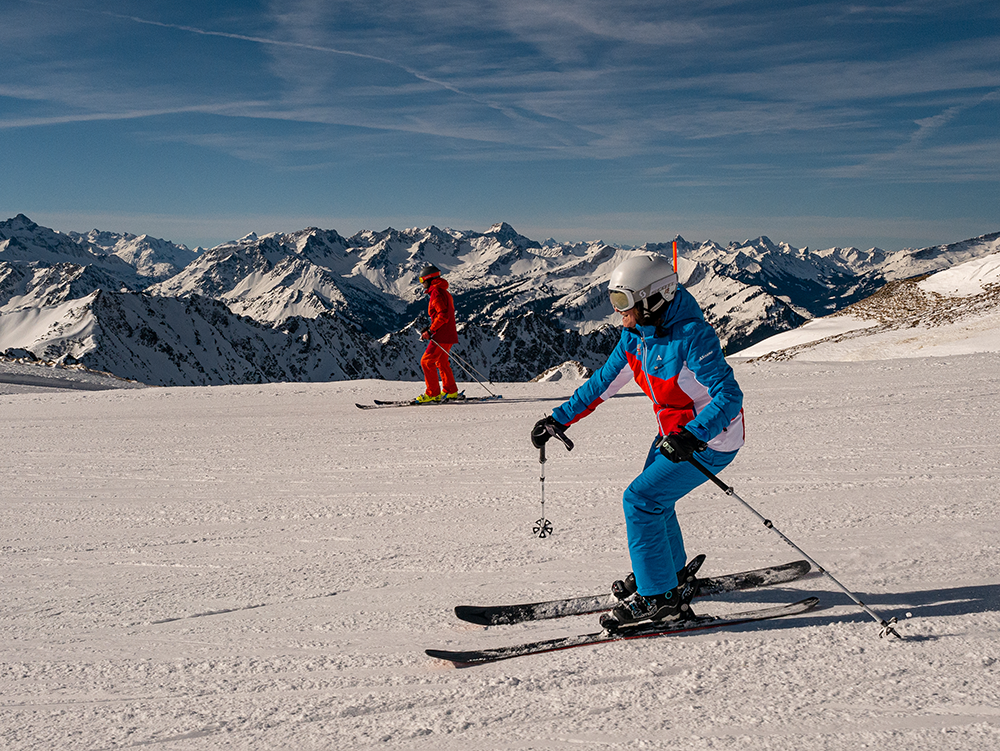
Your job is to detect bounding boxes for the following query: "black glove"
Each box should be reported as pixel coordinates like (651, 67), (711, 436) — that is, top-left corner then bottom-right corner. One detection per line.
(658, 428), (707, 463)
(531, 416), (567, 449)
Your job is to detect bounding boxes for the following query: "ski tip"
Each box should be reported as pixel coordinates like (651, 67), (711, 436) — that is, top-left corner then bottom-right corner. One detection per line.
(799, 596), (821, 612)
(425, 649), (476, 667)
(454, 606), (492, 626)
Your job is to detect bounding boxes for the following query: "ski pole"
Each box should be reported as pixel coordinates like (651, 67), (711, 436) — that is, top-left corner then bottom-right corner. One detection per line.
(534, 443), (553, 538)
(687, 456), (902, 639)
(426, 336), (498, 397)
(533, 422), (574, 538)
(436, 339), (494, 386)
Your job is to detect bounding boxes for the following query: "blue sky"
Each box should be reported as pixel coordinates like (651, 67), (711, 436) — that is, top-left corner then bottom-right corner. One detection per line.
(2, 0), (998, 251)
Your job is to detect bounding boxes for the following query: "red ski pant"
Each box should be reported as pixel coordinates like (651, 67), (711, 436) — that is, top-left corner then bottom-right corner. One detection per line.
(421, 341), (458, 396)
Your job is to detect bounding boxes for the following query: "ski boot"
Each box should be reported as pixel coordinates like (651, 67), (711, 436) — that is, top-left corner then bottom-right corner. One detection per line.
(444, 392), (465, 401)
(611, 553), (706, 602)
(600, 587), (689, 632)
(415, 393), (443, 404)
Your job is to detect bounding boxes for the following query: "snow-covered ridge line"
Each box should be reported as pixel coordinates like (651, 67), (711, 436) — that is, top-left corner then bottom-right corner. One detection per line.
(740, 250), (1000, 362)
(2, 213), (999, 384)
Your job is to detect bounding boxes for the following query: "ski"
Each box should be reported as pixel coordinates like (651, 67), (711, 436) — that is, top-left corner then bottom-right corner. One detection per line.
(355, 394), (503, 410)
(427, 596), (820, 666)
(454, 559), (811, 626)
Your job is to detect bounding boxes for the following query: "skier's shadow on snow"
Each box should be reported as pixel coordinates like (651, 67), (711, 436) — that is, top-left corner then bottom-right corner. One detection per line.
(696, 577), (1000, 641)
(806, 581), (1000, 638)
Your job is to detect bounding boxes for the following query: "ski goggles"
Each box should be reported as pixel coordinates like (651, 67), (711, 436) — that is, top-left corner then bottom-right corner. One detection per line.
(419, 270), (441, 284)
(609, 289), (637, 312)
(609, 274), (678, 313)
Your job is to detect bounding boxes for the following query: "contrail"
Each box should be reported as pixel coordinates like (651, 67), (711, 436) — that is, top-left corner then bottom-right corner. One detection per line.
(14, 0), (564, 136)
(0, 101), (267, 129)
(19, 0), (477, 101)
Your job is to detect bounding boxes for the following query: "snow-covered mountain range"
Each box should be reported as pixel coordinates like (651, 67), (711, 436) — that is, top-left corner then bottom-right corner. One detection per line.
(2, 212), (998, 386)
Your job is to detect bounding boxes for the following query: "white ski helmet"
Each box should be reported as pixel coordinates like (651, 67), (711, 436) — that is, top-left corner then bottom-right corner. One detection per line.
(607, 254), (678, 317)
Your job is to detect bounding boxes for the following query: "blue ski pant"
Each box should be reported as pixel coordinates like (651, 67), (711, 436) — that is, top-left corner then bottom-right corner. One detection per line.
(624, 439), (738, 596)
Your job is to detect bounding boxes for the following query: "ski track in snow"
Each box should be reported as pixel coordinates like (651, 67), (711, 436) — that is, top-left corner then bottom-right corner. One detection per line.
(1, 357), (999, 749)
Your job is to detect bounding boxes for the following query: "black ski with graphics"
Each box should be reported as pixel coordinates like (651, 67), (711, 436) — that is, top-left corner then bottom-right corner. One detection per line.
(454, 559), (811, 626)
(427, 596), (820, 666)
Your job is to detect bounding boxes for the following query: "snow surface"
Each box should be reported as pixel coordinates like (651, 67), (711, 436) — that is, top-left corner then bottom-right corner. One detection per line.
(735, 314), (879, 359)
(918, 254), (1000, 297)
(0, 357), (146, 394)
(2, 349), (1000, 749)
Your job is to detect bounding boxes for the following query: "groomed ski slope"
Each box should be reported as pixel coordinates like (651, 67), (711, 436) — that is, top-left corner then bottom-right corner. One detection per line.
(2, 354), (1000, 749)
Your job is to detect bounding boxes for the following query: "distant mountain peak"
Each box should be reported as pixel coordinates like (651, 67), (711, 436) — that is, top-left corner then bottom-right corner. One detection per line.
(3, 213), (999, 384)
(486, 222), (540, 249)
(1, 213), (42, 238)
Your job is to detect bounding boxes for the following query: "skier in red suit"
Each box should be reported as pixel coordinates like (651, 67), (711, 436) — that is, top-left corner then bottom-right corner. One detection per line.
(416, 265), (461, 403)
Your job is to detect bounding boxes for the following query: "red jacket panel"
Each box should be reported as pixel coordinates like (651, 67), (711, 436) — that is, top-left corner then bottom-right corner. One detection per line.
(426, 277), (458, 344)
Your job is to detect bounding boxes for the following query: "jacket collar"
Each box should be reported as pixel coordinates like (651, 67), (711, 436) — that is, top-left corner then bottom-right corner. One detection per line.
(628, 285), (703, 338)
(425, 277), (449, 293)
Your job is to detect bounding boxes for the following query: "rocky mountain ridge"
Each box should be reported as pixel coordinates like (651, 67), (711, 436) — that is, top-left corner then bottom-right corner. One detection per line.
(2, 213), (998, 386)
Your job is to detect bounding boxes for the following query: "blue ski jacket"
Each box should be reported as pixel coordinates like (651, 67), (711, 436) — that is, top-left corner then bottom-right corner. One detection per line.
(552, 285), (745, 452)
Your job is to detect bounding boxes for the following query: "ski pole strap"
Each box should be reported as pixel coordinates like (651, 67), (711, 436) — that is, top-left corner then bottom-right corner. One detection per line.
(549, 423), (574, 451)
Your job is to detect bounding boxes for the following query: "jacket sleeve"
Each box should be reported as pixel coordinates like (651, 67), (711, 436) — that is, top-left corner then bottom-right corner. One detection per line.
(678, 320), (743, 443)
(552, 333), (634, 426)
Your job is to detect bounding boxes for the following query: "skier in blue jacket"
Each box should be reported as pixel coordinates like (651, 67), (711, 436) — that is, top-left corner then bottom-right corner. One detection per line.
(531, 254), (745, 630)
